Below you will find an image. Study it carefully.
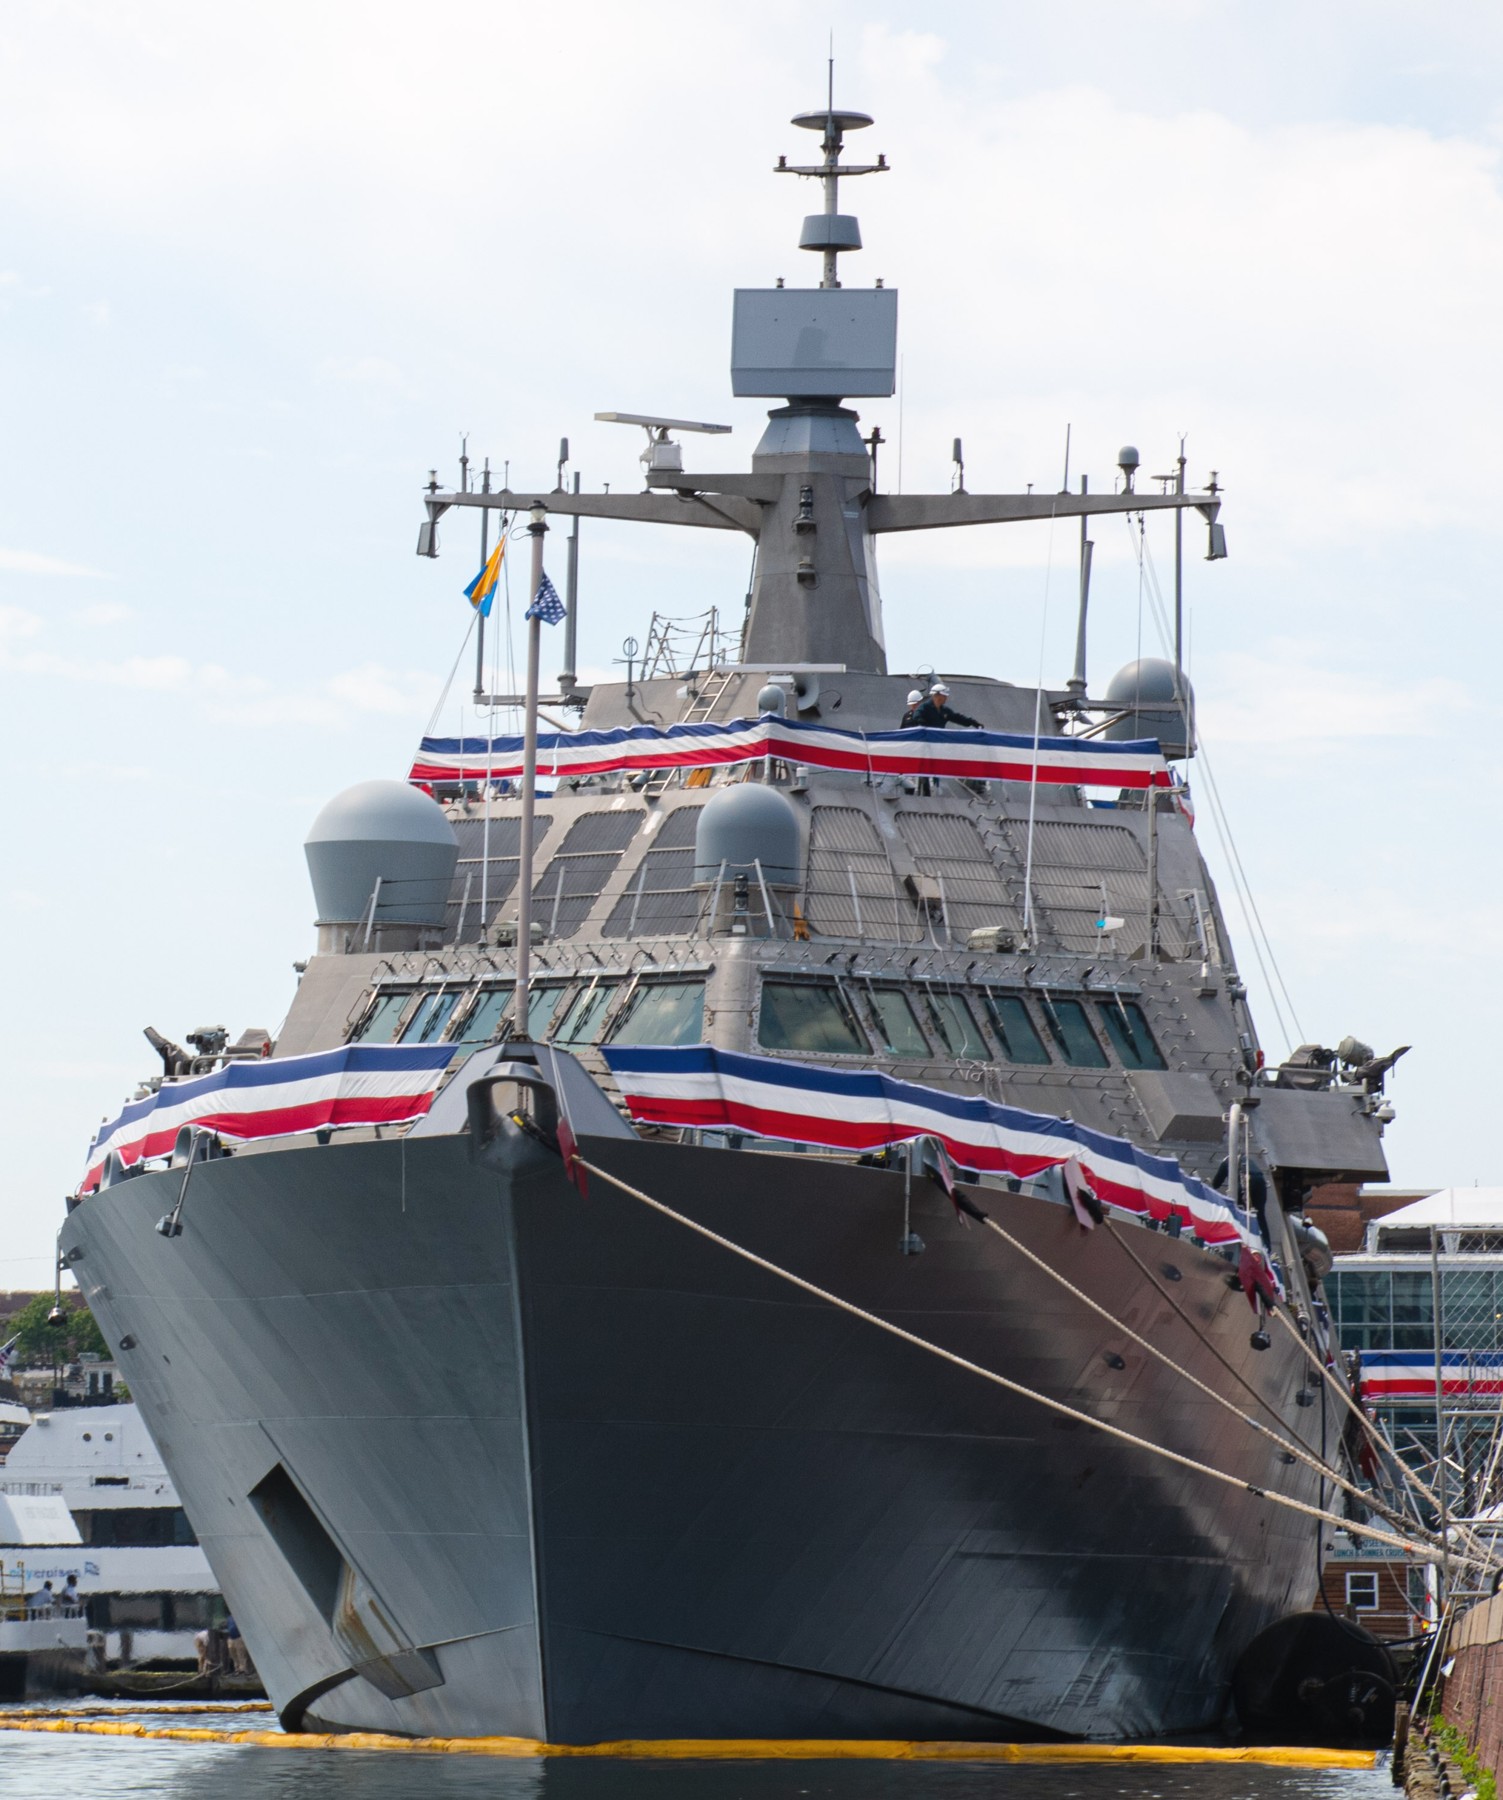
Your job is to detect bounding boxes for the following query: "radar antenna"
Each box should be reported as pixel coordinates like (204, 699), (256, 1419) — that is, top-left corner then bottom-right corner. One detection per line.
(775, 71), (889, 288)
(594, 411), (732, 479)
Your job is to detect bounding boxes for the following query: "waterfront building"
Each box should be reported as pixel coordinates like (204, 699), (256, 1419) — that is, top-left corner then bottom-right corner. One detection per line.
(1327, 1189), (1503, 1603)
(1318, 1531), (1434, 1641)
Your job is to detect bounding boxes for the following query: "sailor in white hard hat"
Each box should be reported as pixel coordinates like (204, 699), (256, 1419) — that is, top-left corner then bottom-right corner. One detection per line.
(913, 681), (981, 731)
(909, 681), (981, 793)
(899, 688), (925, 729)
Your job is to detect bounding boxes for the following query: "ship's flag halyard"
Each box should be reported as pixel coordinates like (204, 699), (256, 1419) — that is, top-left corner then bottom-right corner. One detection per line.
(465, 539), (505, 617)
(410, 714), (1171, 791)
(79, 1044), (453, 1194)
(601, 1043), (1265, 1255)
(526, 572), (567, 626)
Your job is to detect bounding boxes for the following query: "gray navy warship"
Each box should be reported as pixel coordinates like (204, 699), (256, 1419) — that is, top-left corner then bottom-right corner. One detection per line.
(60, 100), (1403, 1744)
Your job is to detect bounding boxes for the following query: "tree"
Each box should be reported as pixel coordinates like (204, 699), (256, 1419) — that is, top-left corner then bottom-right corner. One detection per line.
(3, 1294), (111, 1367)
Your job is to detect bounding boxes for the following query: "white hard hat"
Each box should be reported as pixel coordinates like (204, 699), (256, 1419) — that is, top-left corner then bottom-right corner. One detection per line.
(906, 689), (923, 706)
(930, 681), (950, 696)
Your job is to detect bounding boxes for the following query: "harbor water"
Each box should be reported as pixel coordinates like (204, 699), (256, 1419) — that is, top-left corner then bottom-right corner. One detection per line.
(0, 1722), (1393, 1800)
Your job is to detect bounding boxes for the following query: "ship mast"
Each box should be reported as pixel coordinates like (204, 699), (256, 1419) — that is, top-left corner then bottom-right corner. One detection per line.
(416, 104), (1226, 681)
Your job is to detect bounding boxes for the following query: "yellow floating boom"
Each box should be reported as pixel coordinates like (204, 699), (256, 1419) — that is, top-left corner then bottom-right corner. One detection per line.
(0, 1716), (1378, 1766)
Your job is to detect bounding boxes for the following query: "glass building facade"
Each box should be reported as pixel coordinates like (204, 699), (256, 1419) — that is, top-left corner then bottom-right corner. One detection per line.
(1327, 1263), (1503, 1355)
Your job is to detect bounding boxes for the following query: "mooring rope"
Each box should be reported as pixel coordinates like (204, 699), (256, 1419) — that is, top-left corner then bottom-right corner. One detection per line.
(1097, 1217), (1472, 1557)
(1264, 1300), (1491, 1563)
(974, 1208), (1453, 1559)
(576, 1155), (1499, 1570)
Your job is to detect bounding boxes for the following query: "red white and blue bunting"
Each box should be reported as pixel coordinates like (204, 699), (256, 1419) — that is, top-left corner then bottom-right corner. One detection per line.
(1358, 1352), (1503, 1403)
(601, 1043), (1259, 1251)
(410, 715), (1170, 791)
(80, 1044), (454, 1194)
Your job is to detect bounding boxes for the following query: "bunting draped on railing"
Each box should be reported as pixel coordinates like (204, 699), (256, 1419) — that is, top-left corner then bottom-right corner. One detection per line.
(601, 1043), (1258, 1251)
(80, 1045), (454, 1194)
(409, 715), (1170, 791)
(1358, 1351), (1503, 1403)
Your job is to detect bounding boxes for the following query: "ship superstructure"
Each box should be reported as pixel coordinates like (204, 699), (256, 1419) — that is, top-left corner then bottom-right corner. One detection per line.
(59, 101), (1405, 1744)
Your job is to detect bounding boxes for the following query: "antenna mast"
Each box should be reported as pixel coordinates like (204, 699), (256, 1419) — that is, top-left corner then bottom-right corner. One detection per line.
(777, 69), (888, 291)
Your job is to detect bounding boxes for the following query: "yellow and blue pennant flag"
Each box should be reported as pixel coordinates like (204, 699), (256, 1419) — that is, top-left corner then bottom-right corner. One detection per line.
(464, 537), (504, 618)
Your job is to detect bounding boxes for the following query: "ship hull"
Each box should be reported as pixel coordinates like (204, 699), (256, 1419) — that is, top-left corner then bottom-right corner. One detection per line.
(63, 1133), (1322, 1742)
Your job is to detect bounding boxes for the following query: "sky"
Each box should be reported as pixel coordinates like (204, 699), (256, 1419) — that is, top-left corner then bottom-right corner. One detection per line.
(3, 0), (1502, 1278)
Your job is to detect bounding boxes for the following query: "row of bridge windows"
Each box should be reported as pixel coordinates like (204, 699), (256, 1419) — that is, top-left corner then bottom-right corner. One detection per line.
(757, 982), (1164, 1070)
(351, 975), (1164, 1071)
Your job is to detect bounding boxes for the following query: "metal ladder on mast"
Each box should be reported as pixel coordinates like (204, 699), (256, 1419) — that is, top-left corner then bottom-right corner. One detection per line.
(640, 666), (739, 796)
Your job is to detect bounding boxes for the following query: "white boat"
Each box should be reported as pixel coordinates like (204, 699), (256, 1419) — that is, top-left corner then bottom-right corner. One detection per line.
(0, 1490), (88, 1695)
(0, 1403), (220, 1669)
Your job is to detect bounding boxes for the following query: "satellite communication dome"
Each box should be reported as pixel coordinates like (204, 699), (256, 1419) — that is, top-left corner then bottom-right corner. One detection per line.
(304, 780), (459, 927)
(693, 782), (804, 889)
(1101, 657), (1194, 760)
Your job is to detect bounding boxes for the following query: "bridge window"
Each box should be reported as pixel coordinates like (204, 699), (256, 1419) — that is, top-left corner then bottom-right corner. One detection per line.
(351, 990), (411, 1043)
(983, 993), (1051, 1065)
(449, 988), (508, 1051)
(1097, 1000), (1166, 1070)
(554, 983), (618, 1046)
(1040, 997), (1108, 1068)
(868, 990), (929, 1058)
(924, 991), (986, 1059)
(610, 981), (706, 1047)
(401, 989), (463, 1044)
(758, 982), (867, 1056)
(526, 986), (570, 1040)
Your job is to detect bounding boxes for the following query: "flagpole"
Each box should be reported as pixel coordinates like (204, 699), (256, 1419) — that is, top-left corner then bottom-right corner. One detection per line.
(515, 503), (548, 1036)
(473, 459), (491, 701)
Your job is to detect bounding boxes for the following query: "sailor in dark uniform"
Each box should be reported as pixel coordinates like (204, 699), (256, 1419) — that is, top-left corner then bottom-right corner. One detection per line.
(913, 681), (980, 729)
(910, 682), (980, 792)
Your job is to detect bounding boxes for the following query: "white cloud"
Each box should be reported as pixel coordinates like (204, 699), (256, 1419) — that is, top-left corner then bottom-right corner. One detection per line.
(0, 608), (443, 729)
(1197, 649), (1474, 744)
(318, 355), (414, 393)
(324, 663), (436, 715)
(0, 548), (106, 576)
(0, 604), (41, 639)
(80, 600), (134, 625)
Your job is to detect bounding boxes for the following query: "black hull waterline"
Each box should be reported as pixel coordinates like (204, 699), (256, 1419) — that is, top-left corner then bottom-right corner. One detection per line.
(63, 1132), (1324, 1743)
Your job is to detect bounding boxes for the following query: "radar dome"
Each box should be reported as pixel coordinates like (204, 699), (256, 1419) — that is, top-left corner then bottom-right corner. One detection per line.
(1101, 657), (1194, 760)
(305, 779), (459, 931)
(693, 783), (804, 889)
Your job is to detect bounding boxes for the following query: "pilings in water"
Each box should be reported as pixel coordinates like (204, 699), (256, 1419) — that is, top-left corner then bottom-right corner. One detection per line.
(1396, 1710), (1490, 1800)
